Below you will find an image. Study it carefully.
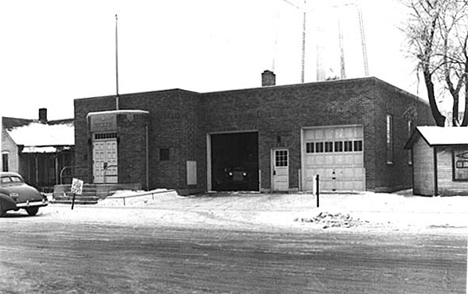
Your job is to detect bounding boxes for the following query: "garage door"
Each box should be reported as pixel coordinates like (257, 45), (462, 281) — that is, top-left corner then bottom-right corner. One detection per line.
(303, 125), (365, 192)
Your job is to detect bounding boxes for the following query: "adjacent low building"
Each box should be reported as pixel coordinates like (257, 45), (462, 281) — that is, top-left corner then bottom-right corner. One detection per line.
(405, 126), (468, 196)
(1, 109), (74, 191)
(74, 73), (434, 195)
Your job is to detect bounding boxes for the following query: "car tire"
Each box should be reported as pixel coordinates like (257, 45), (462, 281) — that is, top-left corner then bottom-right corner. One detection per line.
(26, 207), (39, 216)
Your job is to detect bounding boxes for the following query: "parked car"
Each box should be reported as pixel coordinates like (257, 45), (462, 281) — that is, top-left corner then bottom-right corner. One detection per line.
(0, 172), (48, 216)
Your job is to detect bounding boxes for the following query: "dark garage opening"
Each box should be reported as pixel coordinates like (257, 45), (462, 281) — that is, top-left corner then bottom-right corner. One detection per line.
(211, 132), (259, 191)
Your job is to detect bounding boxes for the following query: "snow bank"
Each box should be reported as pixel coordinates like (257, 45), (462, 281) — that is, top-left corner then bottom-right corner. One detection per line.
(96, 189), (181, 207)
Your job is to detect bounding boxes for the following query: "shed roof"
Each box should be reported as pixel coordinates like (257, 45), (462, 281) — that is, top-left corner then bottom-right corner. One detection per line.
(405, 126), (468, 149)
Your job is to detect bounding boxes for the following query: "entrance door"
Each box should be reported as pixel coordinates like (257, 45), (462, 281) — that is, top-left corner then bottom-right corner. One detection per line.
(272, 149), (289, 191)
(93, 139), (118, 184)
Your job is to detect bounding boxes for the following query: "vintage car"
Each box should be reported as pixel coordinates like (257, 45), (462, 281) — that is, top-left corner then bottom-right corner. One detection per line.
(0, 172), (48, 216)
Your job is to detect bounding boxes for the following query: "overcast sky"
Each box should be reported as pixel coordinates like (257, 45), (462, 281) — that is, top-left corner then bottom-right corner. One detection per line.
(0, 0), (423, 120)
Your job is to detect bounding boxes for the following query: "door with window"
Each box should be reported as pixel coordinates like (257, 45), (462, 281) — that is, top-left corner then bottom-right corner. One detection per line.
(93, 136), (118, 184)
(272, 149), (289, 191)
(303, 125), (365, 191)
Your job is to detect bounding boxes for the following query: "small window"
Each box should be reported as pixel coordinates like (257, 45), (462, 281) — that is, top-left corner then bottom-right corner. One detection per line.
(160, 148), (170, 161)
(386, 114), (394, 164)
(344, 141), (353, 152)
(275, 150), (288, 167)
(453, 149), (468, 180)
(334, 141), (343, 152)
(94, 132), (117, 140)
(306, 142), (314, 153)
(2, 153), (8, 172)
(408, 120), (413, 165)
(353, 140), (363, 152)
(325, 142), (333, 152)
(316, 142), (324, 153)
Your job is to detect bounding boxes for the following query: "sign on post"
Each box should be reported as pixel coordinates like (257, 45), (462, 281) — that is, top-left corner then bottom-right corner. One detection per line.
(70, 178), (84, 210)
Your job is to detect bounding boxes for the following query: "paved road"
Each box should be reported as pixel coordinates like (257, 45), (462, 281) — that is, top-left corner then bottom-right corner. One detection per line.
(0, 208), (466, 293)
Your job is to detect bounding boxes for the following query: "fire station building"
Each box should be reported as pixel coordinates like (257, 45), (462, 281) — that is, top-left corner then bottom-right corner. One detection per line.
(73, 72), (433, 195)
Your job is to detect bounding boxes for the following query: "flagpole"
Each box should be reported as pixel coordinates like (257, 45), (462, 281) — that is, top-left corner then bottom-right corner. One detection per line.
(115, 14), (120, 110)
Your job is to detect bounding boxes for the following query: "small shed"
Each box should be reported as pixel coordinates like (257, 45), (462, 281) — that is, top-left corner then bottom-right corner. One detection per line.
(405, 126), (468, 196)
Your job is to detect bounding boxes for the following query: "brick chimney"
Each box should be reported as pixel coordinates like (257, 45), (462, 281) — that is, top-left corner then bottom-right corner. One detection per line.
(39, 108), (47, 123)
(261, 70), (276, 87)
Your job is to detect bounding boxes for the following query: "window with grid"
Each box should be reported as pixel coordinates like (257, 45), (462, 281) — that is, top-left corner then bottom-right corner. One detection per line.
(275, 150), (288, 167)
(94, 132), (117, 140)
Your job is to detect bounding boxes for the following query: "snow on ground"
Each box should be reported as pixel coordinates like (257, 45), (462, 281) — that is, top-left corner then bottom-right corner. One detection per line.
(95, 189), (181, 207)
(82, 189), (468, 234)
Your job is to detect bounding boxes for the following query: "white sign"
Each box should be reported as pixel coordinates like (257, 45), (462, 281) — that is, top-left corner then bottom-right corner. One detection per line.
(70, 178), (84, 195)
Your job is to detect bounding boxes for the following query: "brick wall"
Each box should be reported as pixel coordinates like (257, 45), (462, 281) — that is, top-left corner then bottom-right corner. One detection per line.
(372, 79), (434, 191)
(74, 77), (433, 194)
(116, 112), (149, 188)
(203, 77), (433, 192)
(74, 90), (205, 195)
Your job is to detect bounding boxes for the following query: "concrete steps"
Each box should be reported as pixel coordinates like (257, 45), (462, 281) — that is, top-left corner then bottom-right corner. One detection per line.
(53, 184), (99, 204)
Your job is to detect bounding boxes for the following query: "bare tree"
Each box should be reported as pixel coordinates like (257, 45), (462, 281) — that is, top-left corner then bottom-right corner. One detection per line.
(403, 0), (468, 126)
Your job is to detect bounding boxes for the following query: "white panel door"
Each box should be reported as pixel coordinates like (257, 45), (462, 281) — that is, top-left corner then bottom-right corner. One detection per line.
(303, 125), (365, 192)
(272, 149), (289, 192)
(93, 139), (118, 184)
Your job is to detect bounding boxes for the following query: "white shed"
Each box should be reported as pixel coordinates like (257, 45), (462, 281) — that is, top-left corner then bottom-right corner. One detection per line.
(405, 126), (468, 196)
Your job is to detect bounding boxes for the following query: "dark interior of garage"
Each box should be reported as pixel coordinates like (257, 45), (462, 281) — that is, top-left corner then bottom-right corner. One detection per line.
(211, 132), (259, 191)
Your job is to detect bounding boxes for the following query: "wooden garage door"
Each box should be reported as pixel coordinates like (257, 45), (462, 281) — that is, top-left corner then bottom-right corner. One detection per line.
(93, 134), (118, 184)
(303, 125), (365, 192)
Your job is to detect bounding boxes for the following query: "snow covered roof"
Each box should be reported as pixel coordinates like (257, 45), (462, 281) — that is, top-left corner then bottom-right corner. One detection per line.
(6, 122), (74, 148)
(405, 126), (468, 149)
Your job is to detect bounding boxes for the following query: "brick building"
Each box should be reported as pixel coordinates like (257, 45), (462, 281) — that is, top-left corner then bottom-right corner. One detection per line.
(74, 73), (433, 195)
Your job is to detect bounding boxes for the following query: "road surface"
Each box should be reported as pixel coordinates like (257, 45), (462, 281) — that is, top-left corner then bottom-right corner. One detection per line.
(0, 206), (466, 293)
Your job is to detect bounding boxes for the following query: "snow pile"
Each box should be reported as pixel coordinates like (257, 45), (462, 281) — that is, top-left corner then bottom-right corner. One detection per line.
(294, 211), (369, 229)
(96, 189), (180, 207)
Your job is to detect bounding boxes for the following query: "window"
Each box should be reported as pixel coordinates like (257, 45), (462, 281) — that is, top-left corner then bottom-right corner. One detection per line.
(453, 149), (468, 180)
(344, 141), (353, 152)
(353, 140), (363, 152)
(94, 132), (117, 140)
(315, 142), (324, 153)
(306, 142), (314, 153)
(275, 150), (288, 167)
(408, 120), (413, 165)
(325, 141), (333, 152)
(386, 114), (394, 164)
(160, 148), (170, 161)
(2, 153), (8, 172)
(334, 141), (343, 152)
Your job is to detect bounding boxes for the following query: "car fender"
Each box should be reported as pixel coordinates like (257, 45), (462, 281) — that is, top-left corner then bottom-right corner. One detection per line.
(0, 193), (17, 211)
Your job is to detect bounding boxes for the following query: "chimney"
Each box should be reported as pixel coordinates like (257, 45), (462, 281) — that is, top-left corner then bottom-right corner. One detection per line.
(39, 108), (47, 123)
(261, 70), (276, 87)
